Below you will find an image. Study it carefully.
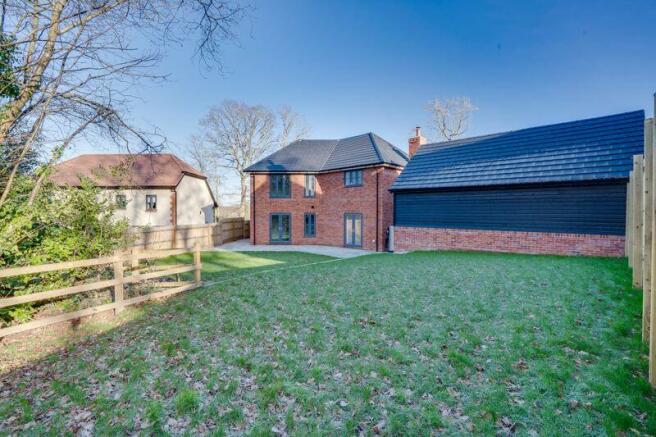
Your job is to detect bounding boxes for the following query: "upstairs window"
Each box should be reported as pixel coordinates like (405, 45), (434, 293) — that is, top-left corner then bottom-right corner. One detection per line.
(146, 195), (157, 211)
(344, 170), (363, 187)
(270, 174), (291, 198)
(304, 174), (316, 197)
(304, 213), (316, 237)
(115, 194), (127, 209)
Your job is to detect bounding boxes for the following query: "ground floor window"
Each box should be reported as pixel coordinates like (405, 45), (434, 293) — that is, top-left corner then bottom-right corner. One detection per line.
(270, 213), (291, 243)
(304, 213), (316, 237)
(344, 213), (362, 247)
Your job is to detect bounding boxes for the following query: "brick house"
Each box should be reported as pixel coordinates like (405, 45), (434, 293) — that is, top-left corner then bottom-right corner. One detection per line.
(245, 133), (408, 251)
(391, 111), (645, 256)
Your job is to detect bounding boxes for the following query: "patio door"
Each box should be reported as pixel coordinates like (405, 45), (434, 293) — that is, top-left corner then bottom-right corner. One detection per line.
(270, 213), (291, 243)
(344, 213), (363, 247)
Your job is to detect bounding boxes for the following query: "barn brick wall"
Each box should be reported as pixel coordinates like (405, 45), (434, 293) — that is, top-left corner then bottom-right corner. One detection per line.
(393, 226), (625, 257)
(250, 166), (401, 251)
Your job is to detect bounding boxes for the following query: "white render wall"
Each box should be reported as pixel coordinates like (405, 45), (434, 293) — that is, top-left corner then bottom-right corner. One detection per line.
(106, 188), (173, 227)
(176, 175), (215, 225)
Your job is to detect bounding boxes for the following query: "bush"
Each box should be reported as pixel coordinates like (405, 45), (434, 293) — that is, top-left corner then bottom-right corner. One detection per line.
(0, 175), (131, 324)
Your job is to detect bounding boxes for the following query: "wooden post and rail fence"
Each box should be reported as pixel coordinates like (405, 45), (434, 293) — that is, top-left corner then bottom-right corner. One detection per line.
(0, 218), (249, 339)
(0, 243), (203, 339)
(626, 105), (656, 386)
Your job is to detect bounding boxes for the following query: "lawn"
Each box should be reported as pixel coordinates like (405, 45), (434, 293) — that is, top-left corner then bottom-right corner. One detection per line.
(0, 250), (654, 435)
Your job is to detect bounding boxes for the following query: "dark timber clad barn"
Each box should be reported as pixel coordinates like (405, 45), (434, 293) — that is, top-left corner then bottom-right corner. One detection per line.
(390, 111), (645, 256)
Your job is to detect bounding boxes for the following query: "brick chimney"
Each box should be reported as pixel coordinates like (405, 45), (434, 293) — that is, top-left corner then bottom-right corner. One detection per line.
(408, 126), (427, 158)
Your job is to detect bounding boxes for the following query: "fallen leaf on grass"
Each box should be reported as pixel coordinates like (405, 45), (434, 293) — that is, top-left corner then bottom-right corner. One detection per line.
(271, 425), (287, 436)
(512, 358), (528, 370)
(496, 416), (516, 435)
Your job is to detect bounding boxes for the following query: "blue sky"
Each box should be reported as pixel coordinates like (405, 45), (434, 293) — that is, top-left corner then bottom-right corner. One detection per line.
(72, 0), (656, 200)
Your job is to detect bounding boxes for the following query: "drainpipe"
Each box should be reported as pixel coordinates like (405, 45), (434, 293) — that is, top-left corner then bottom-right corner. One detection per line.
(171, 189), (177, 249)
(251, 174), (256, 245)
(375, 170), (379, 252)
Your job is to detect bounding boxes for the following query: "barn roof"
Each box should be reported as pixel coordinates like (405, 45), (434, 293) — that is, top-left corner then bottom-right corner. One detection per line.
(391, 110), (645, 191)
(51, 153), (206, 188)
(245, 132), (408, 173)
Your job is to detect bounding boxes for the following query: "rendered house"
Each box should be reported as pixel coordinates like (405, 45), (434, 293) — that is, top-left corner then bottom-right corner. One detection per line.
(52, 153), (218, 227)
(245, 133), (408, 251)
(391, 111), (645, 256)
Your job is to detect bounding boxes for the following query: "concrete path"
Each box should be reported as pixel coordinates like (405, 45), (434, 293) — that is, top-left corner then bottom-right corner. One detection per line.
(215, 239), (373, 259)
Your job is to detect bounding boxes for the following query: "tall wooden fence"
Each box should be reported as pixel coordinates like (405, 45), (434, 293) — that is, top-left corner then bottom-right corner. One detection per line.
(0, 244), (202, 338)
(131, 218), (250, 250)
(626, 116), (656, 386)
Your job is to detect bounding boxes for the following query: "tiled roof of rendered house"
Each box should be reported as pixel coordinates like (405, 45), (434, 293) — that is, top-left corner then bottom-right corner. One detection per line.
(51, 153), (206, 188)
(244, 132), (408, 173)
(391, 110), (645, 191)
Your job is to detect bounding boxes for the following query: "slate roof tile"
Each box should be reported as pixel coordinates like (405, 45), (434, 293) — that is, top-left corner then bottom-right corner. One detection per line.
(245, 132), (407, 173)
(391, 110), (645, 191)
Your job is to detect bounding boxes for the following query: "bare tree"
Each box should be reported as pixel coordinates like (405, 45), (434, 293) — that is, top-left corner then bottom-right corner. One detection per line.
(184, 134), (223, 207)
(427, 97), (478, 141)
(197, 100), (309, 217)
(278, 105), (309, 148)
(0, 0), (249, 207)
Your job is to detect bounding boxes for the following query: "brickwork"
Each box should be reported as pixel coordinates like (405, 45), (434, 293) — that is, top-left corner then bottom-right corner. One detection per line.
(393, 226), (625, 257)
(250, 167), (402, 251)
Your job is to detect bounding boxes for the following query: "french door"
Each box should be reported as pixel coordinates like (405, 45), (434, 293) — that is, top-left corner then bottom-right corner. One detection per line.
(344, 213), (363, 247)
(270, 213), (291, 243)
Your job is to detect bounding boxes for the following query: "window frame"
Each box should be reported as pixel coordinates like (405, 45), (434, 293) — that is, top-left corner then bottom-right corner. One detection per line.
(270, 174), (291, 198)
(344, 212), (363, 248)
(304, 174), (316, 198)
(270, 212), (292, 244)
(304, 213), (316, 237)
(344, 169), (363, 187)
(145, 194), (157, 211)
(115, 194), (127, 210)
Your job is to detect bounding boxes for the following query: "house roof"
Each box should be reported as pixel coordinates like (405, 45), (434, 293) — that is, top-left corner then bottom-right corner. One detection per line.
(391, 110), (645, 192)
(244, 132), (408, 173)
(51, 153), (207, 188)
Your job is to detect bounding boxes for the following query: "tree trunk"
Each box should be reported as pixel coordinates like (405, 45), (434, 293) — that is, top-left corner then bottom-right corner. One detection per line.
(239, 172), (249, 218)
(0, 0), (66, 147)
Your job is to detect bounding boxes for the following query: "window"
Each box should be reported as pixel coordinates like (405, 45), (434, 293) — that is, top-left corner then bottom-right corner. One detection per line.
(146, 194), (157, 211)
(344, 170), (363, 187)
(115, 194), (127, 209)
(270, 213), (291, 243)
(270, 174), (291, 198)
(304, 213), (316, 237)
(344, 213), (363, 247)
(304, 174), (316, 197)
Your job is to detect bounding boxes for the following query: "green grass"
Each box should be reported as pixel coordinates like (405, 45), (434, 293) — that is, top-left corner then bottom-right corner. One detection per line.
(0, 250), (654, 435)
(159, 250), (334, 282)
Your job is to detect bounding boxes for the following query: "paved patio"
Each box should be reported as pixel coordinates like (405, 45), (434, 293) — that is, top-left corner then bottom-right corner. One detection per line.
(215, 239), (373, 258)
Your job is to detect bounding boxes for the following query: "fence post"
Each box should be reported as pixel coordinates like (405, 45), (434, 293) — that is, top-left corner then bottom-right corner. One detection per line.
(130, 247), (140, 270)
(634, 155), (644, 288)
(194, 241), (202, 285)
(628, 171), (634, 267)
(644, 120), (655, 343)
(217, 218), (224, 245)
(648, 116), (656, 385)
(626, 183), (630, 259)
(113, 251), (125, 313)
